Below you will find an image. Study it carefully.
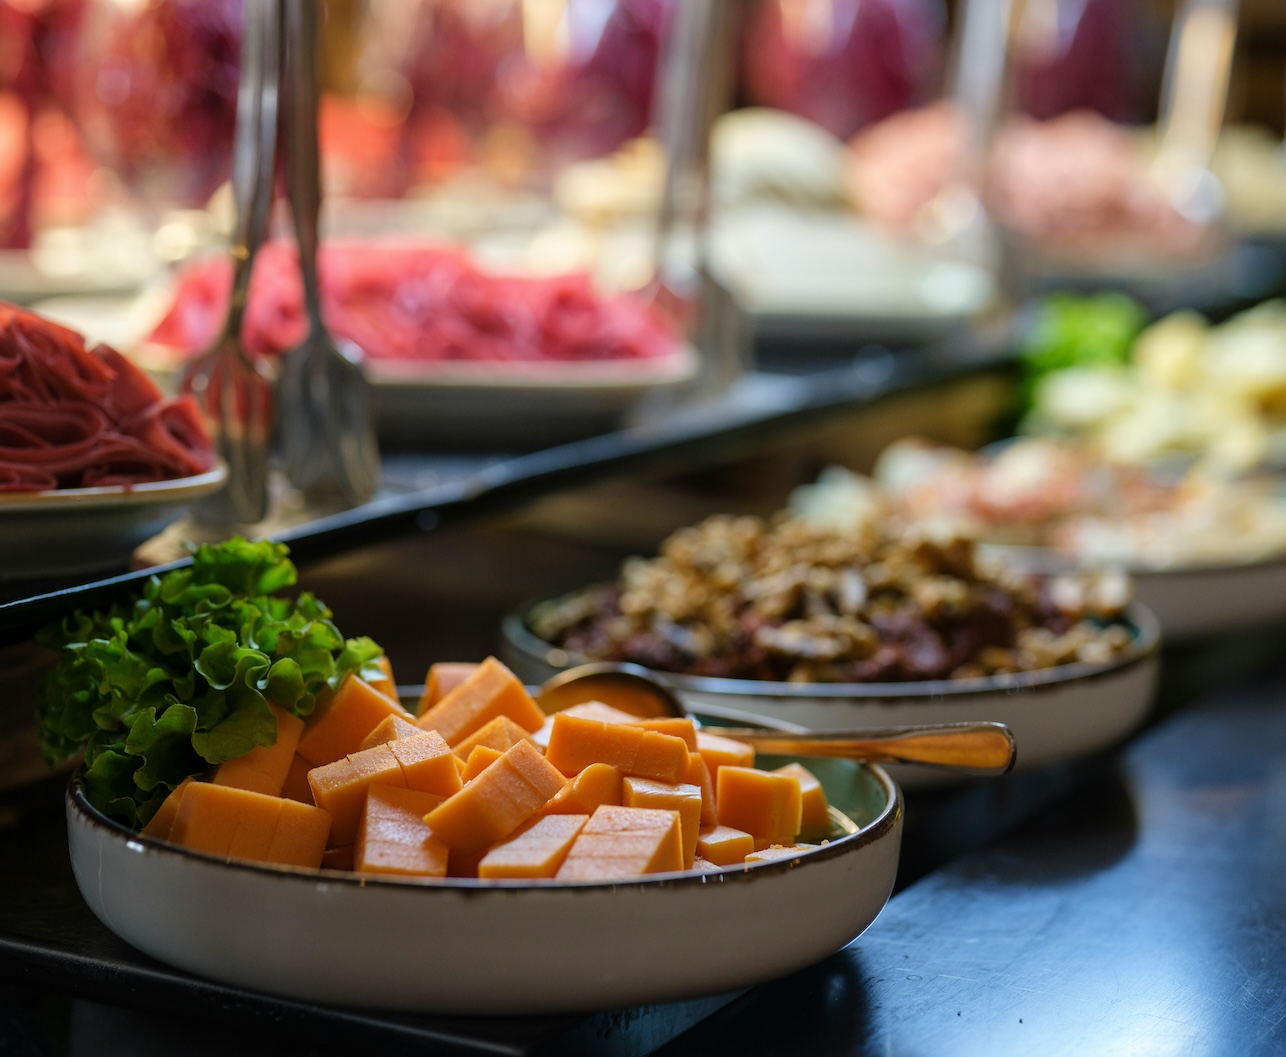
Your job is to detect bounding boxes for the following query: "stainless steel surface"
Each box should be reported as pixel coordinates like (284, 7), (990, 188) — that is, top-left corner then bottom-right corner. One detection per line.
(536, 662), (1017, 775)
(179, 0), (279, 525)
(276, 0), (379, 508)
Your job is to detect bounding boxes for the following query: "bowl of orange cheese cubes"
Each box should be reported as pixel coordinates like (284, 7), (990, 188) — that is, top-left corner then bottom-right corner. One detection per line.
(66, 655), (902, 1014)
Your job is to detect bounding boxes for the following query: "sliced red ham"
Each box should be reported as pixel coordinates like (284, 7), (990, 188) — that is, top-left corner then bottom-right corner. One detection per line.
(0, 302), (216, 493)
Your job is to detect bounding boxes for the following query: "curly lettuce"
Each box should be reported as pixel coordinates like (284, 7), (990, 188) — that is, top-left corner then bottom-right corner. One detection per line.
(36, 537), (385, 827)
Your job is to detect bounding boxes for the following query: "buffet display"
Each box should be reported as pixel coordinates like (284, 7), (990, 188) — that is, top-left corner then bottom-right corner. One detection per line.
(8, 0), (1286, 1034)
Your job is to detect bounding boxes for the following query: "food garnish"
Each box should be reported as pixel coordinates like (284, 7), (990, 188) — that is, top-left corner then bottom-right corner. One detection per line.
(37, 537), (383, 826)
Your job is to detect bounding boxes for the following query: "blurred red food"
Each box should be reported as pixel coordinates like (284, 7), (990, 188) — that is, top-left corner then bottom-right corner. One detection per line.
(366, 0), (672, 186)
(68, 0), (241, 206)
(0, 301), (214, 491)
(1014, 0), (1149, 124)
(741, 0), (945, 140)
(149, 242), (680, 365)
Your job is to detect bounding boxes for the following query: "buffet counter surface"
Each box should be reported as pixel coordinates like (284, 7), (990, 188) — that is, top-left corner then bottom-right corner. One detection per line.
(2, 624), (1283, 1056)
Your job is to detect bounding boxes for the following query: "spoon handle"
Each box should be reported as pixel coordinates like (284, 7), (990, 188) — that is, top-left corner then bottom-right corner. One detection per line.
(708, 722), (1016, 775)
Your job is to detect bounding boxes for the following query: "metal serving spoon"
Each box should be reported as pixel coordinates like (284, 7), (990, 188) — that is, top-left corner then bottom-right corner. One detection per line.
(276, 0), (380, 507)
(536, 662), (1017, 776)
(180, 0), (279, 524)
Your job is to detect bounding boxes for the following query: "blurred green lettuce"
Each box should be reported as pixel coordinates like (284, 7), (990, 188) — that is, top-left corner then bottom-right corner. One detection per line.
(1019, 292), (1148, 409)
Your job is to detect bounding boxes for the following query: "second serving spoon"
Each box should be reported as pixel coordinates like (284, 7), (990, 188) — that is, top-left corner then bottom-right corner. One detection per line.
(536, 662), (1017, 775)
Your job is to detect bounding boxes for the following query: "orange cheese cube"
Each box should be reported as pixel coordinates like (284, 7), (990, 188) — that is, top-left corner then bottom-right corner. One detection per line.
(416, 661), (480, 716)
(462, 745), (505, 782)
(281, 754), (314, 804)
(424, 741), (566, 857)
(227, 796), (285, 861)
(297, 675), (408, 767)
(356, 785), (449, 878)
(773, 762), (831, 839)
(366, 655), (398, 701)
(452, 715), (533, 759)
(387, 731), (462, 798)
(307, 743), (407, 847)
(264, 798), (333, 869)
(745, 843), (821, 865)
(531, 700), (640, 749)
(416, 657), (545, 747)
(622, 777), (703, 868)
(692, 857), (722, 872)
(685, 752), (718, 827)
(169, 782), (253, 857)
(555, 805), (684, 880)
(717, 767), (802, 849)
(544, 714), (690, 783)
(168, 782), (330, 868)
(357, 713), (424, 751)
(169, 783), (276, 858)
(211, 703), (305, 797)
(478, 814), (590, 879)
(140, 777), (195, 841)
(537, 762), (622, 817)
(696, 824), (755, 867)
(625, 717), (697, 749)
(696, 731), (755, 779)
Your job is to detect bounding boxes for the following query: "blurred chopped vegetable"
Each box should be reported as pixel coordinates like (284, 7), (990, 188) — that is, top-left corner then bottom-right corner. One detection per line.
(1019, 292), (1148, 408)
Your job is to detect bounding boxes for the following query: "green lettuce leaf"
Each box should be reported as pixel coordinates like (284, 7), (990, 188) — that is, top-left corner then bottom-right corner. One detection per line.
(35, 537), (385, 825)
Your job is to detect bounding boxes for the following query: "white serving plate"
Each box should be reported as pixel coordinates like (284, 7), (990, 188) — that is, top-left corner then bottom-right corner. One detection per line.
(367, 345), (697, 447)
(66, 730), (900, 1015)
(708, 205), (996, 345)
(501, 604), (1162, 786)
(981, 544), (1286, 641)
(0, 464), (227, 580)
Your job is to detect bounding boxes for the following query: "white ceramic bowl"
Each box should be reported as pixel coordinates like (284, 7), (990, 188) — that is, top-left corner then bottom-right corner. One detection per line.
(0, 464), (227, 580)
(981, 543), (1286, 641)
(66, 732), (901, 1015)
(501, 604), (1162, 783)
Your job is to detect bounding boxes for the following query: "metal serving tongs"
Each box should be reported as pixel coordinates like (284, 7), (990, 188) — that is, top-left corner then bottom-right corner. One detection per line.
(1150, 0), (1239, 227)
(917, 0), (1013, 254)
(180, 0), (280, 525)
(537, 663), (1017, 775)
(646, 0), (745, 396)
(276, 0), (380, 508)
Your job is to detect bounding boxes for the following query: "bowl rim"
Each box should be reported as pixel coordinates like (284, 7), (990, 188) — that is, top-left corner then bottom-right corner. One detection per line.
(979, 540), (1286, 579)
(66, 749), (902, 893)
(502, 599), (1162, 702)
(0, 461), (227, 511)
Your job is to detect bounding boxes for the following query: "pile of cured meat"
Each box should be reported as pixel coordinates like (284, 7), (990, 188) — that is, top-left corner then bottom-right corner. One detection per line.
(149, 242), (680, 366)
(0, 303), (215, 492)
